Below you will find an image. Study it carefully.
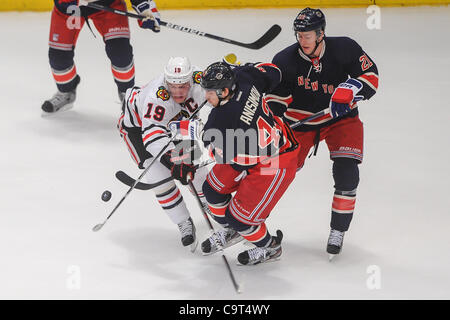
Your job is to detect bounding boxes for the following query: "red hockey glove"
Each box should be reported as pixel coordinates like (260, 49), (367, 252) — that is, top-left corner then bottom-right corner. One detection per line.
(330, 78), (363, 118)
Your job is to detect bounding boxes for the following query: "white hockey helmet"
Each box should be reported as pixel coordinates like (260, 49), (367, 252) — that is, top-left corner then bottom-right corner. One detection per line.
(164, 57), (194, 85)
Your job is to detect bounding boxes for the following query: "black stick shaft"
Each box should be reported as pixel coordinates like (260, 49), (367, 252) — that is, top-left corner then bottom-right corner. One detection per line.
(289, 103), (358, 130)
(188, 180), (241, 293)
(86, 2), (280, 49)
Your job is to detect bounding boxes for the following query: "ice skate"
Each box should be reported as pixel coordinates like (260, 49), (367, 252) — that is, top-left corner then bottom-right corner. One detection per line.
(41, 90), (76, 114)
(237, 230), (283, 266)
(177, 217), (197, 252)
(201, 227), (244, 255)
(327, 229), (345, 261)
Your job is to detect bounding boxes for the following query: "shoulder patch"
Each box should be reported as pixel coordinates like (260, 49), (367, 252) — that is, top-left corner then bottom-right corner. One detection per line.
(193, 71), (203, 84)
(156, 86), (170, 101)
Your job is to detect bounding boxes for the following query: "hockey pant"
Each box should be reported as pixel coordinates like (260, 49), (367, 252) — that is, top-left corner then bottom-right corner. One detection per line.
(48, 0), (134, 93)
(294, 115), (363, 231)
(202, 149), (298, 248)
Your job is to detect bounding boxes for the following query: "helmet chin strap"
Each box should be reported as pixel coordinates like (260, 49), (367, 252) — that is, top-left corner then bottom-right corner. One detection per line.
(216, 87), (235, 106)
(297, 33), (324, 59)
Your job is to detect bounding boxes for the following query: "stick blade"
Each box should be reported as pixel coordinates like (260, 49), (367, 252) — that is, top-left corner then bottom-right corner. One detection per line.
(245, 24), (282, 50)
(115, 171), (153, 190)
(92, 223), (104, 232)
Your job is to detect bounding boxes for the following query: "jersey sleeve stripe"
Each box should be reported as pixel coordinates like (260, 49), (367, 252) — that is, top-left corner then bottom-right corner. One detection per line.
(357, 72), (378, 92)
(143, 135), (169, 149)
(264, 94), (293, 107)
(133, 109), (142, 127)
(143, 130), (166, 143)
(143, 124), (167, 133)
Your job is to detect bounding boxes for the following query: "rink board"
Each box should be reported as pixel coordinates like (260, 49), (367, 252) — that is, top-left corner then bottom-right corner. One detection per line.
(0, 0), (448, 11)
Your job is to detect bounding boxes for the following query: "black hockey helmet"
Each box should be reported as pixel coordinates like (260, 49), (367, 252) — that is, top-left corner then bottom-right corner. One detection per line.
(293, 7), (326, 33)
(201, 62), (236, 93)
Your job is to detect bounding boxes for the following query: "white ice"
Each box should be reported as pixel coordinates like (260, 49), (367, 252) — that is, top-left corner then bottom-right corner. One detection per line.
(0, 6), (449, 300)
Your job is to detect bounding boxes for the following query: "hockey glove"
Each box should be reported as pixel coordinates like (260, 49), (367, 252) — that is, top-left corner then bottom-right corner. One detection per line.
(329, 78), (363, 118)
(160, 150), (197, 185)
(168, 119), (204, 141)
(133, 1), (161, 32)
(222, 53), (242, 68)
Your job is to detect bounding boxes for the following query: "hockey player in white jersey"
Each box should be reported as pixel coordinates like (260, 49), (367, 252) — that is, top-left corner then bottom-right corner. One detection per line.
(118, 57), (208, 251)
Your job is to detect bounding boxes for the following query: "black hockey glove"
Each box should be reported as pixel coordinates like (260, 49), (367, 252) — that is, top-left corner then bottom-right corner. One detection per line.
(171, 162), (197, 185)
(160, 149), (197, 185)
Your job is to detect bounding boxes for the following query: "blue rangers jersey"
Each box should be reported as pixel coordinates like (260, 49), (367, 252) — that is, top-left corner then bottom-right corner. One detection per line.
(267, 37), (379, 131)
(202, 63), (297, 172)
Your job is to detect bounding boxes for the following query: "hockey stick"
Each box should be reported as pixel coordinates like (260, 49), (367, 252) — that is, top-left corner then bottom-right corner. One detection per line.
(187, 179), (242, 294)
(92, 101), (208, 232)
(85, 2), (281, 50)
(115, 159), (214, 190)
(115, 172), (172, 190)
(289, 109), (328, 130)
(289, 102), (359, 130)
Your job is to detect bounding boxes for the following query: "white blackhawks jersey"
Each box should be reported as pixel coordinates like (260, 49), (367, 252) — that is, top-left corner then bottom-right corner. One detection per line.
(121, 71), (205, 157)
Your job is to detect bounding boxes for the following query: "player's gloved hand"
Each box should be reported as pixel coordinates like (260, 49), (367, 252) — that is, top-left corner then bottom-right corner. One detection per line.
(222, 53), (241, 68)
(171, 162), (197, 185)
(133, 1), (161, 32)
(329, 78), (363, 118)
(160, 150), (197, 185)
(168, 119), (203, 141)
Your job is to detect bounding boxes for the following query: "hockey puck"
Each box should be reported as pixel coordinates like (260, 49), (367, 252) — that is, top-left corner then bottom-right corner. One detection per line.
(101, 190), (112, 202)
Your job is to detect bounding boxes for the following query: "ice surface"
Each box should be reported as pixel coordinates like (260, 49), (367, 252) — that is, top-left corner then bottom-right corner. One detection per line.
(0, 6), (449, 299)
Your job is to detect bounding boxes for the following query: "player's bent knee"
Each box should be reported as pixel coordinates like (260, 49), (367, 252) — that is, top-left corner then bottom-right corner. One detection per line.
(49, 47), (74, 70)
(105, 38), (133, 66)
(224, 207), (251, 232)
(202, 180), (231, 205)
(332, 158), (360, 191)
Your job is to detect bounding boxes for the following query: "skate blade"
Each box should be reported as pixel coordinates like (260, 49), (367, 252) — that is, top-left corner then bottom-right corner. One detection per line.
(236, 253), (281, 267)
(201, 236), (245, 256)
(328, 254), (337, 261)
(41, 103), (74, 117)
(189, 238), (198, 253)
(237, 256), (281, 266)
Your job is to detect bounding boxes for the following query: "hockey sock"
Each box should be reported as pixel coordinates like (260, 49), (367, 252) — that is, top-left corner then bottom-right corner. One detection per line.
(239, 223), (272, 248)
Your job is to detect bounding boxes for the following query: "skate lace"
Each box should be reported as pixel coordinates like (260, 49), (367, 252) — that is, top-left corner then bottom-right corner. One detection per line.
(178, 219), (193, 237)
(247, 247), (268, 262)
(48, 91), (72, 106)
(210, 228), (235, 249)
(328, 229), (344, 246)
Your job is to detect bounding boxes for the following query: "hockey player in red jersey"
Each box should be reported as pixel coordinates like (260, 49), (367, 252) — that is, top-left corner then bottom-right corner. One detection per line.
(267, 8), (379, 259)
(163, 61), (300, 265)
(42, 0), (161, 114)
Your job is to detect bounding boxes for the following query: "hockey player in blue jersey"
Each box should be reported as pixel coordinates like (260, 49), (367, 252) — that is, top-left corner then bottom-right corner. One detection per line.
(267, 8), (379, 259)
(162, 61), (300, 265)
